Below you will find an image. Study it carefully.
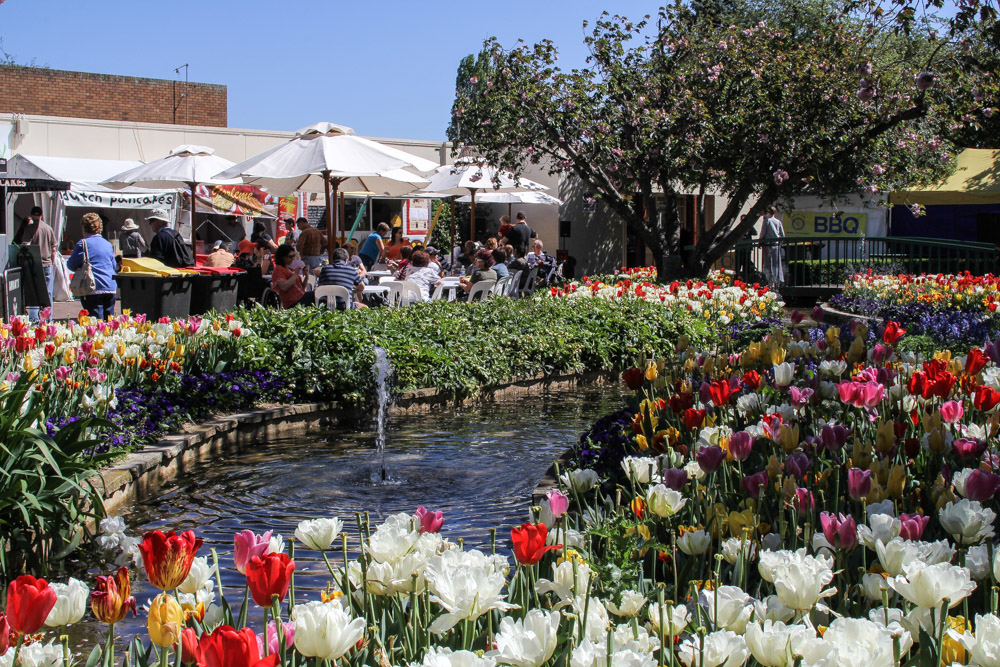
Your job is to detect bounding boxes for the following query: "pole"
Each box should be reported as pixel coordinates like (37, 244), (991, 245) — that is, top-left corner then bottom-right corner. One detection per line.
(469, 188), (476, 243)
(324, 170), (334, 262)
(450, 197), (456, 261)
(330, 179), (342, 261)
(188, 181), (198, 243)
(339, 190), (346, 245)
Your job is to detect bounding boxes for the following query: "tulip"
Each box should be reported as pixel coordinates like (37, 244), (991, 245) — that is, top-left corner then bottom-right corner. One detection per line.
(773, 362), (794, 387)
(148, 592), (185, 647)
(490, 610), (560, 667)
(0, 614), (8, 655)
(939, 498), (997, 545)
(953, 437), (987, 459)
(662, 467), (688, 490)
(246, 552), (295, 607)
(699, 381), (713, 405)
(882, 321), (906, 345)
(645, 484), (687, 518)
(888, 561), (976, 609)
(784, 452), (810, 480)
(898, 513), (929, 541)
(139, 530), (202, 591)
(940, 400), (965, 424)
(696, 445), (726, 473)
(820, 512), (858, 550)
(792, 488), (815, 515)
(234, 530), (274, 575)
(543, 492), (568, 519)
(292, 601), (365, 660)
(965, 470), (1000, 501)
(740, 471), (769, 500)
(511, 522), (561, 565)
(728, 431), (753, 461)
(180, 627), (199, 665)
(837, 381), (859, 405)
(788, 386), (813, 408)
(91, 566), (137, 625)
(44, 578), (88, 627)
(560, 469), (599, 493)
(975, 385), (1000, 411)
(622, 368), (645, 390)
(197, 625), (277, 667)
(848, 468), (872, 502)
(179, 556), (216, 595)
(6, 575), (58, 635)
(678, 630), (748, 667)
(959, 614), (1000, 667)
(745, 620), (815, 667)
(260, 620), (295, 656)
(295, 517), (344, 550)
(677, 528), (711, 556)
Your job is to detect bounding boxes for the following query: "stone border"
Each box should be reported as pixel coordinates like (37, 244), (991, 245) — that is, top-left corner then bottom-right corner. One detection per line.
(98, 371), (621, 517)
(819, 301), (877, 326)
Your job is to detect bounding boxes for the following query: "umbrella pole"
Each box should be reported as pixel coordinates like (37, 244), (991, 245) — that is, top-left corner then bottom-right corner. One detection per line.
(324, 170), (334, 262)
(188, 181), (198, 243)
(339, 190), (346, 245)
(331, 179), (342, 259)
(450, 197), (456, 259)
(469, 188), (476, 243)
(508, 203), (512, 223)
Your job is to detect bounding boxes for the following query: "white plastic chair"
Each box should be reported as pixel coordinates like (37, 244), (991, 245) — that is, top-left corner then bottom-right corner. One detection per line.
(491, 276), (512, 297)
(506, 270), (523, 297)
(379, 280), (403, 307)
(521, 267), (540, 298)
(398, 280), (424, 306)
(315, 285), (352, 311)
(430, 282), (445, 301)
(467, 280), (496, 302)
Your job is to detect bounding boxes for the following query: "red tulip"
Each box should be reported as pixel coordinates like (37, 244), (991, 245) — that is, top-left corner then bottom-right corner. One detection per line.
(742, 370), (762, 390)
(708, 380), (732, 406)
(683, 408), (706, 431)
(622, 368), (645, 390)
(510, 523), (561, 565)
(0, 613), (9, 654)
(6, 575), (57, 634)
(197, 625), (278, 667)
(91, 566), (137, 625)
(139, 530), (203, 591)
(181, 627), (199, 665)
(246, 553), (295, 607)
(974, 386), (1000, 412)
(883, 321), (906, 345)
(966, 348), (989, 375)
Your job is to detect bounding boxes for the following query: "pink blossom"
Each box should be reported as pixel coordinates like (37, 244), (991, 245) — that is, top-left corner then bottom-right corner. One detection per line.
(898, 513), (929, 540)
(39, 307), (51, 320)
(415, 506), (444, 533)
(789, 386), (814, 408)
(965, 470), (1000, 501)
(847, 467), (872, 501)
(257, 620), (295, 655)
(940, 400), (964, 424)
(860, 381), (885, 407)
(545, 490), (569, 519)
(820, 512), (858, 550)
(234, 530), (273, 575)
(773, 169), (789, 184)
(872, 164), (885, 175)
(54, 366), (72, 381)
(728, 431), (754, 461)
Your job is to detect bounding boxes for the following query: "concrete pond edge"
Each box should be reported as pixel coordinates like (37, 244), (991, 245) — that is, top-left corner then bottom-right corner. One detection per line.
(98, 371), (621, 517)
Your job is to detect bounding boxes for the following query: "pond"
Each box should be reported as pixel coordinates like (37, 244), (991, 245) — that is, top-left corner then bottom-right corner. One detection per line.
(73, 384), (624, 648)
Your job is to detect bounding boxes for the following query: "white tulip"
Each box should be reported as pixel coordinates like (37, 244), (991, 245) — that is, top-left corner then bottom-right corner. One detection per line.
(939, 498), (997, 545)
(425, 550), (515, 633)
(647, 602), (690, 635)
(622, 457), (659, 484)
(570, 639), (605, 667)
(953, 468), (973, 498)
(773, 362), (794, 387)
(645, 485), (686, 518)
(677, 629), (749, 667)
(699, 585), (752, 633)
(751, 596), (795, 624)
(722, 538), (757, 565)
(267, 533), (286, 555)
(967, 545), (992, 581)
(295, 517), (344, 551)
(9, 639), (64, 667)
(888, 561), (976, 610)
(612, 622), (660, 655)
(858, 513), (901, 550)
(957, 613), (1000, 667)
(759, 549), (835, 613)
(572, 595), (611, 642)
(860, 573), (890, 601)
(411, 646), (497, 667)
(178, 556), (216, 595)
(561, 469), (600, 494)
(44, 578), (88, 627)
(490, 610), (560, 667)
(824, 617), (912, 667)
(535, 560), (591, 606)
(677, 529), (711, 556)
(607, 590), (646, 617)
(994, 548), (1000, 583)
(366, 512), (420, 564)
(744, 620), (815, 667)
(874, 538), (922, 577)
(292, 601), (366, 660)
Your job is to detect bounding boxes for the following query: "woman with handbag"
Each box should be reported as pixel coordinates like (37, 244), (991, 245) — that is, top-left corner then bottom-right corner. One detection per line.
(67, 212), (118, 320)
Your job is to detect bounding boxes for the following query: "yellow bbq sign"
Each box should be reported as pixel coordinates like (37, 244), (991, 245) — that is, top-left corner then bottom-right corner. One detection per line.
(784, 211), (867, 238)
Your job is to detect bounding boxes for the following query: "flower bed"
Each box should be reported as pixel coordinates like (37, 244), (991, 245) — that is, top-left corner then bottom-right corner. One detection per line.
(550, 269), (785, 328)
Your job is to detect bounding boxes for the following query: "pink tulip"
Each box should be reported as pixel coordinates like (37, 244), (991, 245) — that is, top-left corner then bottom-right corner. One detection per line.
(793, 488), (815, 515)
(728, 431), (754, 461)
(415, 506), (444, 534)
(953, 437), (987, 459)
(820, 512), (858, 550)
(860, 381), (885, 407)
(545, 491), (569, 519)
(39, 307), (51, 320)
(812, 305), (825, 323)
(940, 401), (964, 424)
(257, 620), (295, 655)
(965, 470), (1000, 501)
(662, 468), (688, 491)
(80, 341), (93, 355)
(790, 310), (805, 324)
(837, 381), (859, 405)
(898, 513), (929, 541)
(740, 471), (769, 500)
(789, 386), (814, 408)
(847, 468), (872, 502)
(54, 366), (72, 381)
(696, 445), (726, 473)
(234, 530), (273, 575)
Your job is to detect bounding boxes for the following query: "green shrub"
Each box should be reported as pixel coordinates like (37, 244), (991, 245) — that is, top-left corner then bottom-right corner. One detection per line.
(238, 298), (707, 408)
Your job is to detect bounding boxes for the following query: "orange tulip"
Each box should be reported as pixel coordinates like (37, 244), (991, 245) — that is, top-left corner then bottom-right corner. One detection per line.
(91, 566), (137, 625)
(139, 530), (203, 591)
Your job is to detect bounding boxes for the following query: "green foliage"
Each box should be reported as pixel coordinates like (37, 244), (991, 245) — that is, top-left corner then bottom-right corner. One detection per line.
(450, 0), (983, 275)
(0, 380), (112, 580)
(895, 333), (942, 357)
(238, 298), (708, 409)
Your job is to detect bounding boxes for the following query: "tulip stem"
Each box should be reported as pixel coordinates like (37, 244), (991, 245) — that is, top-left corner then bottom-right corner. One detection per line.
(237, 583), (250, 630)
(159, 643), (169, 667)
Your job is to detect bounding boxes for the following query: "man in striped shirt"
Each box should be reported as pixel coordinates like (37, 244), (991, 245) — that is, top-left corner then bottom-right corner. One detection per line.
(314, 248), (365, 309)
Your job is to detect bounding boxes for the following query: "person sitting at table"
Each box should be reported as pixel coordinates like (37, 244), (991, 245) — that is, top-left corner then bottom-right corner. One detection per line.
(203, 240), (235, 268)
(392, 245), (413, 280)
(344, 241), (367, 279)
(425, 246), (444, 274)
(491, 248), (510, 279)
(458, 249), (497, 298)
(508, 246), (531, 294)
(271, 245), (314, 308)
(404, 250), (442, 301)
(315, 248), (366, 309)
(384, 226), (410, 262)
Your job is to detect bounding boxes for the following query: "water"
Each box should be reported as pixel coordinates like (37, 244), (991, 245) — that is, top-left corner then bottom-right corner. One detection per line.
(72, 385), (624, 648)
(372, 346), (392, 482)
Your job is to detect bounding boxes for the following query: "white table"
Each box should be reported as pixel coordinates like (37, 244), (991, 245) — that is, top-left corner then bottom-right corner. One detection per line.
(366, 271), (392, 284)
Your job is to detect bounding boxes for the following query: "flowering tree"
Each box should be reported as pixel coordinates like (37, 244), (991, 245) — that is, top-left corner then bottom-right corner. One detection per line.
(449, 0), (988, 276)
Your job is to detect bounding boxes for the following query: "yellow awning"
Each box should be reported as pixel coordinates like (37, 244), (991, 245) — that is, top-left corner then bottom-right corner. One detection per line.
(889, 148), (1000, 205)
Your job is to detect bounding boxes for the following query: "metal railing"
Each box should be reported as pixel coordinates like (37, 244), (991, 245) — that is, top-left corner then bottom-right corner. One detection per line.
(729, 236), (1000, 298)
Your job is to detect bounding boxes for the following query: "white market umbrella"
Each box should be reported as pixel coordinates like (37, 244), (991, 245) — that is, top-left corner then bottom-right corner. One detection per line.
(215, 122), (438, 257)
(101, 145), (241, 234)
(458, 191), (563, 229)
(420, 160), (548, 242)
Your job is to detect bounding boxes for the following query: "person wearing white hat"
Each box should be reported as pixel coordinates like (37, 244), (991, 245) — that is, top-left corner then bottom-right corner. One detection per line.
(146, 208), (193, 268)
(118, 218), (147, 258)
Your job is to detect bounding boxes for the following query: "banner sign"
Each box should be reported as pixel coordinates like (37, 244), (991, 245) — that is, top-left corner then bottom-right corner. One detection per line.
(404, 198), (430, 237)
(61, 189), (176, 209)
(195, 185), (276, 217)
(278, 196), (298, 220)
(785, 211), (867, 238)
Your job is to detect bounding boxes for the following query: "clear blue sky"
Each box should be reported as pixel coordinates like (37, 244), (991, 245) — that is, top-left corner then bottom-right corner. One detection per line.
(0, 0), (659, 141)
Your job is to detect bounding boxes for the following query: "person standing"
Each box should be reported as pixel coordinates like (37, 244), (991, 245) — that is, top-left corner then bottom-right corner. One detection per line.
(15, 206), (57, 309)
(295, 218), (326, 271)
(505, 211), (536, 257)
(67, 212), (118, 320)
(118, 218), (147, 258)
(146, 208), (192, 268)
(759, 206), (785, 287)
(358, 222), (391, 270)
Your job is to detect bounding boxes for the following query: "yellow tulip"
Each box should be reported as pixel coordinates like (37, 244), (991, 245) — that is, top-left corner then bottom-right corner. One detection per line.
(825, 327), (840, 344)
(147, 593), (184, 647)
(933, 349), (952, 363)
(941, 616), (967, 666)
(636, 435), (650, 451)
(927, 427), (946, 454)
(728, 509), (756, 539)
(875, 422), (895, 454)
(852, 438), (872, 469)
(21, 355), (34, 372)
(869, 459), (889, 486)
(63, 348), (77, 365)
(645, 362), (658, 382)
(778, 424), (800, 452)
(887, 465), (906, 499)
(855, 324), (868, 340)
(765, 455), (782, 481)
(771, 346), (787, 366)
(703, 357), (716, 376)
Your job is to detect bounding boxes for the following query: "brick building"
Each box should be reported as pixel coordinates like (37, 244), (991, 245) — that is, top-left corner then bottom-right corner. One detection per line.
(0, 65), (226, 127)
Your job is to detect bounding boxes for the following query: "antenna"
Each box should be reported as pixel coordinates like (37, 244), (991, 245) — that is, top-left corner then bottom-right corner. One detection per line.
(174, 64), (189, 125)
